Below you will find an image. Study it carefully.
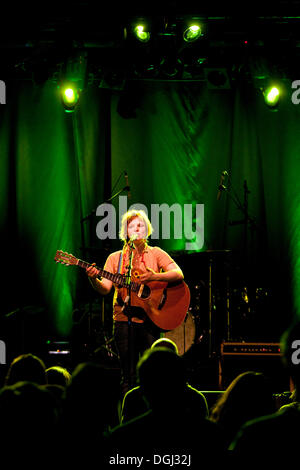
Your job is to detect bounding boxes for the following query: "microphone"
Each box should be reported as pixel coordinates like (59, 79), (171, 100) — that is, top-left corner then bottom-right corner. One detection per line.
(217, 170), (228, 201)
(128, 233), (138, 247)
(130, 234), (138, 241)
(124, 171), (131, 199)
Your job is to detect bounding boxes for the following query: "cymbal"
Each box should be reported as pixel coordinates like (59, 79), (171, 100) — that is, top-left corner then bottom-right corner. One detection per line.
(5, 305), (45, 318)
(170, 249), (232, 257)
(187, 249), (232, 256)
(204, 249), (232, 253)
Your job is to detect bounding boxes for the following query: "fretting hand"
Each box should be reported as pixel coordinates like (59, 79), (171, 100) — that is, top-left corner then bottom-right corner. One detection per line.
(86, 262), (100, 279)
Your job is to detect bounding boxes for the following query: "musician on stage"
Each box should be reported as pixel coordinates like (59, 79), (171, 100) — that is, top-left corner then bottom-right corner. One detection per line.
(86, 209), (184, 396)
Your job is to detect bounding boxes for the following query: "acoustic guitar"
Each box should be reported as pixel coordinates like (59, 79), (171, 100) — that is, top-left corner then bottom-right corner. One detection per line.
(54, 250), (190, 331)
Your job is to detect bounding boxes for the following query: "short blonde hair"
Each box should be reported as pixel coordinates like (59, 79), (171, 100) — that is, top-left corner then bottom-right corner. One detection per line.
(119, 209), (153, 242)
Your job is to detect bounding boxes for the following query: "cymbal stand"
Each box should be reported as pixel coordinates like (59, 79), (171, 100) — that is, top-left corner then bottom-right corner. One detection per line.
(208, 255), (213, 358)
(225, 267), (232, 341)
(219, 172), (258, 340)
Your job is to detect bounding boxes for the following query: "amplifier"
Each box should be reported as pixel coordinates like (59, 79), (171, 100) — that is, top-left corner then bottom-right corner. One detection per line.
(221, 342), (282, 356)
(218, 342), (288, 392)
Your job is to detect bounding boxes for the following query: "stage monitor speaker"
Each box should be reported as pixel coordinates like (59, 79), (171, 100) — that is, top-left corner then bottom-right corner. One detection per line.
(218, 342), (290, 393)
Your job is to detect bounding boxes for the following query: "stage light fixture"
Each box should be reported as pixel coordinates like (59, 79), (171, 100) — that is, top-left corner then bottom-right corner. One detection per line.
(183, 23), (202, 42)
(263, 85), (280, 108)
(59, 51), (87, 113)
(133, 23), (151, 43)
(60, 82), (80, 113)
(64, 87), (76, 103)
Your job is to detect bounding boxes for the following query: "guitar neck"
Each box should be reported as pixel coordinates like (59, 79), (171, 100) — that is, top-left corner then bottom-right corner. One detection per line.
(76, 258), (138, 291)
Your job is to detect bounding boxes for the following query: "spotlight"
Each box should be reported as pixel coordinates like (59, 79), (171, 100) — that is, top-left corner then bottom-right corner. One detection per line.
(131, 18), (151, 43)
(133, 24), (151, 43)
(64, 87), (76, 103)
(60, 82), (80, 113)
(263, 85), (280, 109)
(183, 23), (202, 42)
(59, 51), (87, 113)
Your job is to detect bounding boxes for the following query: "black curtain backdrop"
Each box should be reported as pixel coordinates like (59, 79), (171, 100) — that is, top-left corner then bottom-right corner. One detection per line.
(1, 77), (299, 358)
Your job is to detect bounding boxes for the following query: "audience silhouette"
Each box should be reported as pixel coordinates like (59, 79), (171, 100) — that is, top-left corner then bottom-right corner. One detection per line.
(0, 380), (60, 465)
(46, 365), (72, 386)
(210, 370), (276, 447)
(59, 361), (120, 464)
(3, 320), (299, 465)
(44, 365), (72, 407)
(121, 337), (208, 423)
(105, 347), (227, 465)
(229, 320), (300, 459)
(4, 352), (47, 385)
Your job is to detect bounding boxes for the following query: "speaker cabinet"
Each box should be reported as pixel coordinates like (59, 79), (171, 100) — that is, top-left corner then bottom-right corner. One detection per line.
(218, 342), (290, 392)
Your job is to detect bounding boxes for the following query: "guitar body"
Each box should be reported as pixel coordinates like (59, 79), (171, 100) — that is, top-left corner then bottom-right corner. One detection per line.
(54, 250), (190, 331)
(119, 270), (191, 331)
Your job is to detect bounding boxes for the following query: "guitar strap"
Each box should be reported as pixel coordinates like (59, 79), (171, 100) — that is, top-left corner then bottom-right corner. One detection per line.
(117, 245), (131, 275)
(117, 251), (123, 274)
(116, 251), (125, 309)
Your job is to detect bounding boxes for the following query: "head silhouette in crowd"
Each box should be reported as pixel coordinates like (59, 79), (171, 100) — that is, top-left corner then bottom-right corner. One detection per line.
(5, 353), (47, 386)
(46, 366), (72, 387)
(136, 347), (186, 412)
(151, 337), (179, 354)
(281, 320), (300, 399)
(210, 370), (276, 445)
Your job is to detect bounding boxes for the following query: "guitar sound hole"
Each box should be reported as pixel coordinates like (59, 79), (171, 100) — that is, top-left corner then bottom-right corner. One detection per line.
(140, 284), (151, 299)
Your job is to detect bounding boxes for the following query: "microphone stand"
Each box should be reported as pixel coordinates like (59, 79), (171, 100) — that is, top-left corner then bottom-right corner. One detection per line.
(123, 239), (135, 390)
(227, 179), (257, 279)
(218, 173), (257, 268)
(81, 185), (130, 223)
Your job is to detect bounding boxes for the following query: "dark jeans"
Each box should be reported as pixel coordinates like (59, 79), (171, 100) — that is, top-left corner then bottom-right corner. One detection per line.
(113, 320), (160, 396)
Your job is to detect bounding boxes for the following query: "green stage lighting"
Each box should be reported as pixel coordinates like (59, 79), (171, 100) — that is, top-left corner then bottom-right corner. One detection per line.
(61, 83), (80, 113)
(183, 24), (202, 42)
(64, 88), (76, 103)
(263, 86), (280, 108)
(133, 24), (151, 43)
(59, 52), (87, 112)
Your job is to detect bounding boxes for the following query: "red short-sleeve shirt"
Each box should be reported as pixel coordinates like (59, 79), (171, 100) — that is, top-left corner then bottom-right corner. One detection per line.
(104, 245), (176, 322)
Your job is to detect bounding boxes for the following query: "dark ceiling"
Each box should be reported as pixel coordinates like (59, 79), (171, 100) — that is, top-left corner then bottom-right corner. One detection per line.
(1, 1), (300, 84)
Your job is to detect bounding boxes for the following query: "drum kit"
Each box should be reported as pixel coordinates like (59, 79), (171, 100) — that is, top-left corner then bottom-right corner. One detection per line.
(164, 249), (271, 358)
(164, 310), (196, 356)
(163, 249), (230, 358)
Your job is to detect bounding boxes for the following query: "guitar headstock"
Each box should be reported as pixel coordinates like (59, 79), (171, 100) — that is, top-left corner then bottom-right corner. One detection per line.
(55, 250), (78, 266)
